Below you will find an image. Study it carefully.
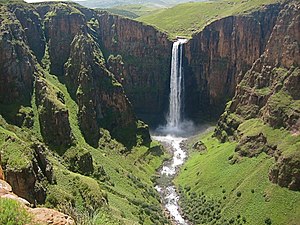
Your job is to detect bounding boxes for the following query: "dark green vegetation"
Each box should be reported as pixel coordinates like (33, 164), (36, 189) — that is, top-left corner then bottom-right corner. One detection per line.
(138, 0), (283, 38)
(176, 128), (300, 225)
(0, 1), (169, 224)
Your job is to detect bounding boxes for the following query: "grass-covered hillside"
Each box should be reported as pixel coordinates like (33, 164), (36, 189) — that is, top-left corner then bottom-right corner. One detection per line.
(0, 71), (170, 224)
(175, 121), (300, 225)
(138, 0), (283, 38)
(73, 0), (208, 8)
(99, 4), (164, 19)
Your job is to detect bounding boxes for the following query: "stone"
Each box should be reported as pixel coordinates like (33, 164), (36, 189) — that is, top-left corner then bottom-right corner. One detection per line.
(192, 141), (207, 152)
(235, 133), (277, 157)
(269, 153), (300, 191)
(30, 208), (75, 225)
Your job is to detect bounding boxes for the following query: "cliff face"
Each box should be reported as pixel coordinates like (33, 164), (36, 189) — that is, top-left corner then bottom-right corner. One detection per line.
(184, 4), (281, 118)
(35, 77), (74, 149)
(43, 5), (87, 76)
(65, 33), (136, 147)
(9, 4), (45, 62)
(36, 3), (144, 147)
(0, 5), (36, 105)
(214, 1), (300, 191)
(96, 13), (172, 121)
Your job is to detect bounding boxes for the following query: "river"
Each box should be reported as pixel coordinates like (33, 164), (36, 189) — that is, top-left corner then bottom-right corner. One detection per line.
(152, 124), (211, 225)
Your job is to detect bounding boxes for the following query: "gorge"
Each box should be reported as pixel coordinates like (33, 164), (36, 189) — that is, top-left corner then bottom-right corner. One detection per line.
(0, 0), (299, 224)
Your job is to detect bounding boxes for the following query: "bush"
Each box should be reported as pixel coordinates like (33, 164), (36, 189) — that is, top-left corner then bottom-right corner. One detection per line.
(0, 198), (32, 225)
(185, 185), (191, 192)
(236, 191), (242, 197)
(265, 217), (272, 225)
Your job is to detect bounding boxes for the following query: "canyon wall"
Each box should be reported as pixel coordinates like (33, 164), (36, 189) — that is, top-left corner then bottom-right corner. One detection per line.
(183, 4), (282, 118)
(96, 13), (172, 122)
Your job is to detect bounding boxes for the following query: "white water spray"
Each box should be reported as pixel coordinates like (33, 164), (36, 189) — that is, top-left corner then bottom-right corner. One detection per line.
(167, 39), (188, 130)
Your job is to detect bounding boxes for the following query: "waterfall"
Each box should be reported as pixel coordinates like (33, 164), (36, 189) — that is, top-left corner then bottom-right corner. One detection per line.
(167, 39), (188, 129)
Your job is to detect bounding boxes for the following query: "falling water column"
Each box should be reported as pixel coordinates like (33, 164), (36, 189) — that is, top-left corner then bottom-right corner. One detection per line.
(167, 39), (187, 129)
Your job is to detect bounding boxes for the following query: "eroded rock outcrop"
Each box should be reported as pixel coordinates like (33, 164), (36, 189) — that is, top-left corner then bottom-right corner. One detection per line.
(1, 134), (54, 204)
(235, 133), (277, 157)
(63, 147), (94, 175)
(35, 77), (74, 149)
(269, 153), (300, 191)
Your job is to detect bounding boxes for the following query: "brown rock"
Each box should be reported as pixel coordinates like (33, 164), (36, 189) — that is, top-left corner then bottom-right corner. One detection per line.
(215, 1), (300, 137)
(0, 180), (30, 206)
(65, 33), (138, 147)
(0, 166), (4, 180)
(30, 208), (75, 225)
(0, 179), (12, 194)
(1, 194), (31, 206)
(269, 153), (300, 191)
(8, 3), (46, 62)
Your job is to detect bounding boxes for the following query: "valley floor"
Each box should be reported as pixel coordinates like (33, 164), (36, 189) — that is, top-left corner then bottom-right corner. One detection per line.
(175, 124), (300, 225)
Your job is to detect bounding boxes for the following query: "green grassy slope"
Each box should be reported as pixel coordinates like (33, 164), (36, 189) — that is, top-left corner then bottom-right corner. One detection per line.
(138, 0), (282, 38)
(0, 73), (169, 224)
(101, 4), (164, 19)
(42, 74), (170, 224)
(175, 122), (300, 225)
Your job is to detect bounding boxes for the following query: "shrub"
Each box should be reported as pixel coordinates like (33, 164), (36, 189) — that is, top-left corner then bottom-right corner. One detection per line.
(265, 217), (272, 225)
(185, 185), (191, 192)
(242, 217), (247, 223)
(0, 198), (32, 225)
(236, 191), (242, 197)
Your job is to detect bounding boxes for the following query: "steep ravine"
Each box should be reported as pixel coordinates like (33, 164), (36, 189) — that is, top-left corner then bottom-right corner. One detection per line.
(0, 0), (299, 224)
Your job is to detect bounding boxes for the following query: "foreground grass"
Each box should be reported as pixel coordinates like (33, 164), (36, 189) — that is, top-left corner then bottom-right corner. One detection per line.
(0, 198), (32, 225)
(175, 128), (300, 225)
(138, 0), (282, 39)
